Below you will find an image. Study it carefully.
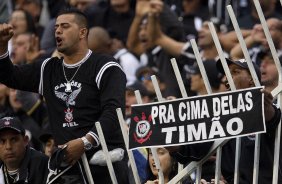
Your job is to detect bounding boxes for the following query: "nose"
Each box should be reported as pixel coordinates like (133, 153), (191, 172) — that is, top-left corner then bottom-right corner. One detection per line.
(5, 140), (12, 150)
(55, 26), (62, 35)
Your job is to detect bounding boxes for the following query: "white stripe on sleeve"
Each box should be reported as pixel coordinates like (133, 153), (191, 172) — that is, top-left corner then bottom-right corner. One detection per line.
(95, 62), (123, 89)
(39, 58), (52, 95)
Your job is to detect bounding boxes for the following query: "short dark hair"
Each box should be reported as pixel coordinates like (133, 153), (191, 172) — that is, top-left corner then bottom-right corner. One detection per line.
(57, 7), (89, 29)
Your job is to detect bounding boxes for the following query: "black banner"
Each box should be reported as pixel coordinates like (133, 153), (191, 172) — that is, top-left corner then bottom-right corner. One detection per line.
(129, 87), (265, 150)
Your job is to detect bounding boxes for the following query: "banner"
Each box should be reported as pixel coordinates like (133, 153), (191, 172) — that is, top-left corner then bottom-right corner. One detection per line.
(129, 87), (265, 150)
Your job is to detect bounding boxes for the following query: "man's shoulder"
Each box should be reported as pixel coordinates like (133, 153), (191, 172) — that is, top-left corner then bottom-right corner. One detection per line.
(87, 52), (121, 71)
(28, 147), (49, 162)
(89, 52), (117, 63)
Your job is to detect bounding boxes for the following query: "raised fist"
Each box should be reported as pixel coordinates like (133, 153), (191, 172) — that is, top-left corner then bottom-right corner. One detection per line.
(0, 23), (14, 44)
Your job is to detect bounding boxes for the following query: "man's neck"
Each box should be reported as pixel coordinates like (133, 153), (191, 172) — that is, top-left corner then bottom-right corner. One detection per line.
(5, 163), (20, 171)
(63, 48), (89, 65)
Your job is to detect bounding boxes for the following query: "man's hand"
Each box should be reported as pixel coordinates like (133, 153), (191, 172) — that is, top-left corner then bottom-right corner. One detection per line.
(149, 0), (163, 16)
(261, 89), (275, 122)
(135, 0), (151, 17)
(251, 24), (267, 46)
(135, 0), (163, 17)
(60, 138), (85, 165)
(0, 23), (14, 54)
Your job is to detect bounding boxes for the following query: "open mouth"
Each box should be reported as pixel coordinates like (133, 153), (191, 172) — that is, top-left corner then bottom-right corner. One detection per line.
(139, 36), (148, 44)
(261, 71), (266, 76)
(56, 37), (63, 46)
(198, 34), (205, 40)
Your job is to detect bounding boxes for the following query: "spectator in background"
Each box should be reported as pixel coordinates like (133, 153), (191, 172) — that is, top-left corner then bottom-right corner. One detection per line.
(88, 26), (142, 85)
(135, 66), (166, 99)
(125, 81), (152, 124)
(216, 58), (282, 183)
(93, 0), (135, 44)
(21, 0), (45, 38)
(10, 33), (31, 64)
(151, 18), (227, 60)
(144, 147), (192, 184)
(69, 0), (96, 12)
(259, 51), (281, 92)
(39, 128), (56, 157)
(47, 0), (68, 19)
(9, 9), (36, 37)
(0, 116), (49, 183)
(189, 61), (224, 95)
(149, 14), (229, 96)
(230, 18), (282, 65)
(11, 32), (44, 64)
(127, 0), (185, 97)
(88, 26), (112, 54)
(7, 89), (43, 150)
(8, 9), (37, 54)
(179, 0), (210, 41)
(187, 61), (225, 182)
(237, 0), (282, 29)
(69, 0), (101, 28)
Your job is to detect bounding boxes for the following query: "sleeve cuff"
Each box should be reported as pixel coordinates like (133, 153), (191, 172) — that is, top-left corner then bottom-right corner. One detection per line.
(0, 51), (9, 59)
(87, 132), (100, 147)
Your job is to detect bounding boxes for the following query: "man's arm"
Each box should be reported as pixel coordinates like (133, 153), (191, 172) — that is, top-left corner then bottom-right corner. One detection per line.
(219, 29), (251, 53)
(230, 24), (265, 59)
(94, 65), (126, 142)
(126, 0), (151, 55)
(127, 0), (163, 55)
(0, 23), (43, 93)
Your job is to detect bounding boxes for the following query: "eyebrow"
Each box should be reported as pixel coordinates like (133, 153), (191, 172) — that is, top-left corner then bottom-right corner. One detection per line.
(55, 22), (70, 27)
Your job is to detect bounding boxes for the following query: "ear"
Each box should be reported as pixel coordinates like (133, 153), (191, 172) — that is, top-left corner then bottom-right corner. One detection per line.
(80, 28), (88, 39)
(23, 135), (29, 146)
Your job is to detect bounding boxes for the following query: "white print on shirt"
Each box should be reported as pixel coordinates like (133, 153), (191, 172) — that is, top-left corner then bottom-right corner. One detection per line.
(55, 81), (82, 92)
(55, 88), (81, 107)
(54, 81), (82, 128)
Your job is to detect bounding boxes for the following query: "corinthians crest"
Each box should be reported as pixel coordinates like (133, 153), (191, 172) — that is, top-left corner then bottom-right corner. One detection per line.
(55, 87), (81, 127)
(133, 112), (153, 144)
(64, 108), (73, 122)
